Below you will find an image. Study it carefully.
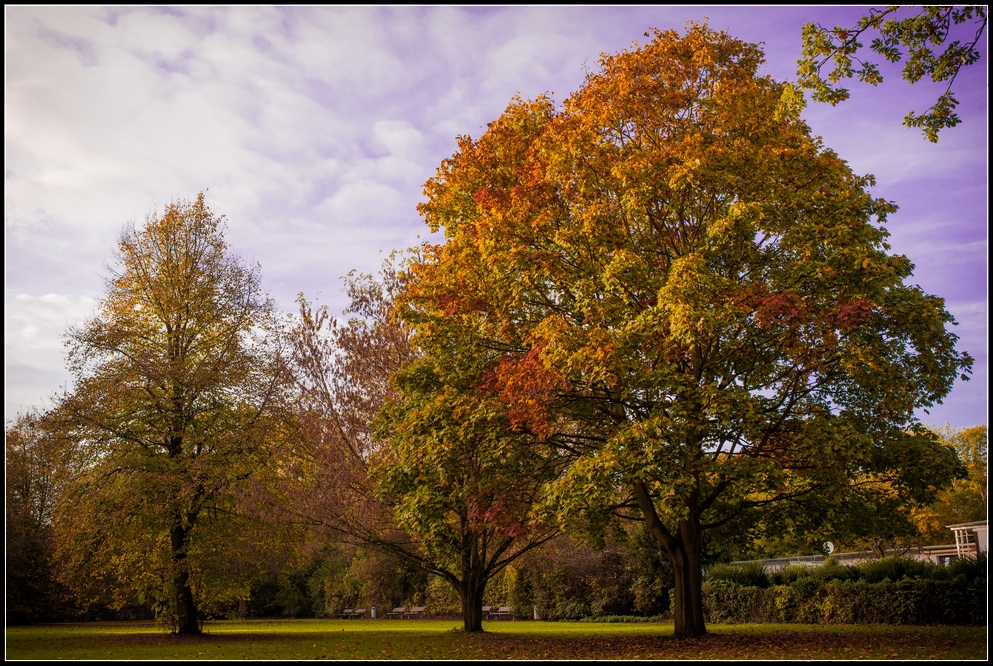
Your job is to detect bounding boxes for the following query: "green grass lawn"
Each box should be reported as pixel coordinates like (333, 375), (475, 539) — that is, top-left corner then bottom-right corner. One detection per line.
(5, 618), (987, 660)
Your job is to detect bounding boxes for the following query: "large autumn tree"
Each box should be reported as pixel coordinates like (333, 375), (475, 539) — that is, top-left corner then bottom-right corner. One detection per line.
(53, 194), (288, 634)
(408, 24), (973, 638)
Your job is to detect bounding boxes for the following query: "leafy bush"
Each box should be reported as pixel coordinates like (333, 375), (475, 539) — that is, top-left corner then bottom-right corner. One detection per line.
(423, 576), (460, 616)
(511, 541), (640, 620)
(541, 597), (591, 621)
(771, 564), (815, 585)
(306, 551), (362, 618)
(947, 553), (986, 583)
(858, 556), (939, 583)
(823, 580), (896, 624)
(809, 558), (861, 582)
(770, 577), (823, 623)
(702, 560), (987, 626)
(702, 580), (768, 623)
(483, 564), (537, 618)
(631, 573), (670, 617)
(628, 527), (673, 617)
(706, 561), (770, 588)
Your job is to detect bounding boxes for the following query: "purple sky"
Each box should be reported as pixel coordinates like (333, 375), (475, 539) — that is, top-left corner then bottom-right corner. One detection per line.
(5, 7), (987, 429)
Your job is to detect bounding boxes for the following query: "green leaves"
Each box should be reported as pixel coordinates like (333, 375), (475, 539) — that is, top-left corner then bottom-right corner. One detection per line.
(374, 336), (558, 563)
(797, 6), (987, 141)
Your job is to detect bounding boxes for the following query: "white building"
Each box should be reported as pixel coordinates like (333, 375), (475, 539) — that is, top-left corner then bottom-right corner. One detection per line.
(945, 520), (988, 558)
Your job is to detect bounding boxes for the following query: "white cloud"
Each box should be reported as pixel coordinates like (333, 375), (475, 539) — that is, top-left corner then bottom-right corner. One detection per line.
(5, 6), (985, 426)
(373, 121), (425, 159)
(4, 291), (97, 418)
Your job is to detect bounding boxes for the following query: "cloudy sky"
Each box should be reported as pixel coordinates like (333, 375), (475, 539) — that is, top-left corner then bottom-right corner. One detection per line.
(5, 6), (987, 429)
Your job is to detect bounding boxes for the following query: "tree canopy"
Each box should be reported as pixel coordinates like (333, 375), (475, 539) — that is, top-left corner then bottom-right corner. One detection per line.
(407, 23), (973, 638)
(797, 6), (987, 141)
(52, 194), (289, 634)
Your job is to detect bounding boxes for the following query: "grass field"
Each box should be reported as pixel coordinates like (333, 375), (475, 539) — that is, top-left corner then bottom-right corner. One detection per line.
(5, 618), (987, 660)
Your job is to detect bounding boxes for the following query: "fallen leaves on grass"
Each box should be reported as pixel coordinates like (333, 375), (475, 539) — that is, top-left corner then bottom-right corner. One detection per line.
(454, 628), (983, 660)
(5, 621), (987, 661)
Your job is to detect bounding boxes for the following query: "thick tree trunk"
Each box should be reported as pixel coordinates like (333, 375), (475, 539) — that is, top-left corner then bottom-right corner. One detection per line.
(670, 518), (706, 639)
(459, 572), (486, 632)
(171, 521), (201, 635)
(633, 481), (706, 639)
(460, 582), (486, 632)
(458, 529), (487, 633)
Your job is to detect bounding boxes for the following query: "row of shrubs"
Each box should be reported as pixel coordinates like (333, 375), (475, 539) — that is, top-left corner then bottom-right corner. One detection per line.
(702, 555), (986, 625)
(706, 554), (985, 588)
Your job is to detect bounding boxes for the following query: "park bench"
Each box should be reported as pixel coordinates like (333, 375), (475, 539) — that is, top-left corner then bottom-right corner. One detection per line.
(482, 606), (492, 620)
(338, 608), (354, 619)
(404, 606), (426, 619)
(386, 607), (405, 619)
(491, 606), (513, 620)
(339, 608), (365, 619)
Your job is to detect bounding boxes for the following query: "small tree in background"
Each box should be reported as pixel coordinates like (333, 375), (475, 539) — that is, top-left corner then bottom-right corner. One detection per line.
(373, 306), (562, 631)
(287, 258), (559, 632)
(5, 412), (72, 624)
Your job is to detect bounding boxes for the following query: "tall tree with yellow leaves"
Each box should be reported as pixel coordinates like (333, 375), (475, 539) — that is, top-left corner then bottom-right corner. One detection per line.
(54, 194), (289, 634)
